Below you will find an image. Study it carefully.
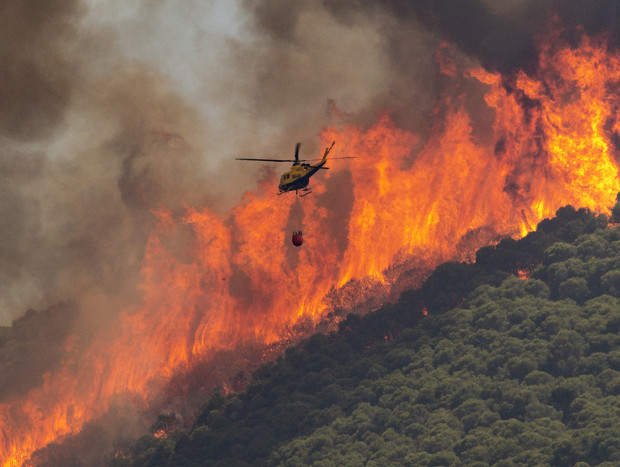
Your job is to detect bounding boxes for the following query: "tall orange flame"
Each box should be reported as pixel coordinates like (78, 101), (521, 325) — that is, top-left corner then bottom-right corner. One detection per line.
(2, 27), (619, 466)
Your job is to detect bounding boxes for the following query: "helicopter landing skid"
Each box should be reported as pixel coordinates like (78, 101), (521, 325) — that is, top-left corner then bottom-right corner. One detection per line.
(298, 189), (312, 197)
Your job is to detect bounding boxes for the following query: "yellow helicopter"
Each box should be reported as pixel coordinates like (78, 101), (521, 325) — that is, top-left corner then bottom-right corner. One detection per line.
(236, 141), (354, 196)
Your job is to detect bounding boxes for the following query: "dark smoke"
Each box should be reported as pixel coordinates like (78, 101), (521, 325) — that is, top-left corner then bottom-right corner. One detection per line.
(322, 0), (620, 72)
(0, 0), (82, 141)
(245, 0), (620, 131)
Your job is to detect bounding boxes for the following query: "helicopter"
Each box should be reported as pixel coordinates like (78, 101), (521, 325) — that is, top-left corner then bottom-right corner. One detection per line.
(236, 141), (354, 196)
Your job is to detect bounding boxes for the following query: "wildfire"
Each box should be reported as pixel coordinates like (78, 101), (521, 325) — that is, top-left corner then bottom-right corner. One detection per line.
(2, 26), (619, 466)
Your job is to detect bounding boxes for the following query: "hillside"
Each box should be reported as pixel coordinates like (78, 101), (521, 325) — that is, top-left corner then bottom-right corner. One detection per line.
(109, 202), (620, 466)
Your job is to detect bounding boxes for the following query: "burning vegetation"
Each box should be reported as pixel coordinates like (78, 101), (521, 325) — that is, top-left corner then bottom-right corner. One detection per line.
(1, 1), (620, 465)
(111, 206), (620, 466)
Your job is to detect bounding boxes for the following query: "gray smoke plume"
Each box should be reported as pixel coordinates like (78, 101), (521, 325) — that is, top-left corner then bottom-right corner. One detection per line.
(0, 2), (220, 326)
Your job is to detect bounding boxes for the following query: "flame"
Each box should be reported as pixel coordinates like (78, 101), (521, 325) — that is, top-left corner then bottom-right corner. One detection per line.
(2, 26), (620, 466)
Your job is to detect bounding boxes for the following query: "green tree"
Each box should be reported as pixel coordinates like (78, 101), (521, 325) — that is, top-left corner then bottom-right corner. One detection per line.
(544, 242), (577, 264)
(558, 277), (591, 304)
(601, 270), (620, 296)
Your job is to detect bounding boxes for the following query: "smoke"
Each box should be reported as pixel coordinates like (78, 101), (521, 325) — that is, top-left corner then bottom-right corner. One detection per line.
(239, 0), (620, 137)
(0, 2), (220, 325)
(0, 0), (82, 141)
(321, 0), (620, 72)
(0, 1), (78, 322)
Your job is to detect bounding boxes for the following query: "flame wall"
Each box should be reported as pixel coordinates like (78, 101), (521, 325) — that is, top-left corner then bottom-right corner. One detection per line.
(2, 17), (620, 467)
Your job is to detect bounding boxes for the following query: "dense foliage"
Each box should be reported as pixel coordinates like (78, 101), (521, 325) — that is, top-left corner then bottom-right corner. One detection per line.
(113, 204), (620, 466)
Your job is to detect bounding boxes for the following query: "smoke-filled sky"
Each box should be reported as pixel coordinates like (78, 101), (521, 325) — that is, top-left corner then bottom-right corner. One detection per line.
(0, 0), (618, 325)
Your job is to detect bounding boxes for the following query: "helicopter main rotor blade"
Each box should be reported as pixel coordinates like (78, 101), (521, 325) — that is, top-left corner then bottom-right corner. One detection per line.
(303, 156), (358, 161)
(235, 158), (297, 162)
(294, 142), (301, 163)
(236, 156), (356, 162)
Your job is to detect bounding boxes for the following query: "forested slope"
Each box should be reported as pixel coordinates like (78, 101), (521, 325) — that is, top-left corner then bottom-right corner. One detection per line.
(113, 203), (620, 466)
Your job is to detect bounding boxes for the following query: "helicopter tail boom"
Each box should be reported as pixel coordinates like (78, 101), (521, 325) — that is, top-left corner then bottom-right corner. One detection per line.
(321, 141), (335, 163)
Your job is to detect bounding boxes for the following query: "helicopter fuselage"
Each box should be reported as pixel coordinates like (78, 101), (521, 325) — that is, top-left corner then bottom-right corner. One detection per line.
(278, 159), (326, 194)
